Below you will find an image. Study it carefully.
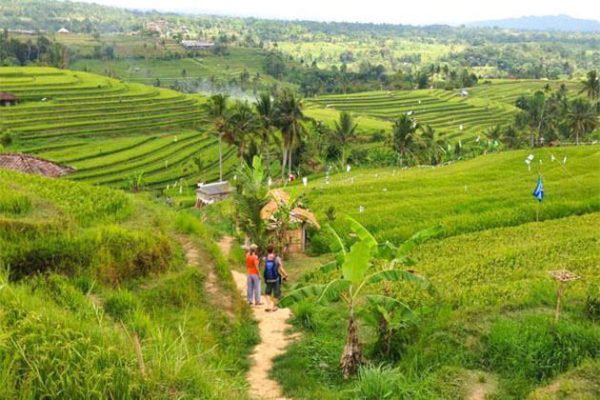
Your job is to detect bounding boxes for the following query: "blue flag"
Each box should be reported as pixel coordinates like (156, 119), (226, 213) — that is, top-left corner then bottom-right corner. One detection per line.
(533, 176), (544, 202)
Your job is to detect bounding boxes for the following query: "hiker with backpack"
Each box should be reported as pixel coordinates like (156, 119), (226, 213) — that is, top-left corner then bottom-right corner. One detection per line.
(263, 244), (288, 312)
(245, 244), (262, 306)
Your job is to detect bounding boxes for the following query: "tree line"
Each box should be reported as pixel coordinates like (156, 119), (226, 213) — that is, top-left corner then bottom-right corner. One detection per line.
(204, 70), (598, 180)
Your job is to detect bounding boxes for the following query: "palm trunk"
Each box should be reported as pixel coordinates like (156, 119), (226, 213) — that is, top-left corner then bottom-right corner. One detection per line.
(340, 311), (362, 380)
(218, 132), (223, 182)
(288, 147), (293, 176)
(281, 143), (288, 181)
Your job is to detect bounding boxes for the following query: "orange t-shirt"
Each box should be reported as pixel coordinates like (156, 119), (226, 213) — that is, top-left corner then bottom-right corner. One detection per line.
(246, 253), (259, 275)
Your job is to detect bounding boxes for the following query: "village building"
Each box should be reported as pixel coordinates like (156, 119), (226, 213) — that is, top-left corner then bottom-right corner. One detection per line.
(57, 27), (70, 34)
(181, 40), (214, 50)
(195, 181), (232, 207)
(261, 189), (320, 254)
(0, 92), (18, 107)
(0, 154), (75, 177)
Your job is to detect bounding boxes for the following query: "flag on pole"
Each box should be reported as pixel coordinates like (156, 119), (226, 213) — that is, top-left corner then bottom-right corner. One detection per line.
(532, 175), (544, 202)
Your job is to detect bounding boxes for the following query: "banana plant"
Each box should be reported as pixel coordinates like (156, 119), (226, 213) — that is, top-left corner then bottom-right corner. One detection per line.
(280, 216), (440, 379)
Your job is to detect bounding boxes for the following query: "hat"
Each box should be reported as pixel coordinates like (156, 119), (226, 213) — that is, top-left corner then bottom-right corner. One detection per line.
(250, 244), (258, 250)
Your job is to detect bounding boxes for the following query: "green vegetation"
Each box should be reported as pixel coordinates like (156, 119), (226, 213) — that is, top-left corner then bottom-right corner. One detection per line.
(274, 147), (600, 399)
(0, 67), (237, 189)
(290, 146), (599, 244)
(0, 168), (256, 398)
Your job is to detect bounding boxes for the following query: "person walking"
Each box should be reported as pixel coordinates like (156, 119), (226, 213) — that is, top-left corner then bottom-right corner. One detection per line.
(263, 244), (288, 312)
(245, 244), (261, 306)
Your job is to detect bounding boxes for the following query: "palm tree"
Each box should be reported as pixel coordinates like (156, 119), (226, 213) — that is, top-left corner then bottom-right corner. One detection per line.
(565, 98), (598, 145)
(274, 89), (306, 179)
(420, 124), (447, 165)
(255, 92), (277, 175)
(228, 101), (260, 164)
(203, 94), (229, 181)
(580, 70), (599, 102)
(280, 217), (439, 379)
(234, 156), (270, 250)
(390, 114), (420, 166)
(333, 111), (359, 167)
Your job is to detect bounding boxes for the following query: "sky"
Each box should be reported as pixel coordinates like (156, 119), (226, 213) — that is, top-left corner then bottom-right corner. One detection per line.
(80, 0), (600, 25)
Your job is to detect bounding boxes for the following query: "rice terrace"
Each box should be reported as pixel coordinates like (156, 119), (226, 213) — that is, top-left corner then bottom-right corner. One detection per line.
(0, 1), (599, 399)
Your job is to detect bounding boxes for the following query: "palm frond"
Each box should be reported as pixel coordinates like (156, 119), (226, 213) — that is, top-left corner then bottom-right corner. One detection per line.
(396, 224), (442, 258)
(367, 269), (434, 294)
(279, 284), (326, 307)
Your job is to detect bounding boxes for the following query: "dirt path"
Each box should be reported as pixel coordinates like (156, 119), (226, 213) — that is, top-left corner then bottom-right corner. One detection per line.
(179, 235), (219, 296)
(222, 236), (296, 400)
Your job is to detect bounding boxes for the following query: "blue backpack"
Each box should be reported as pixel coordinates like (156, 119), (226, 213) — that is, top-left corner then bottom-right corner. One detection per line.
(264, 257), (280, 282)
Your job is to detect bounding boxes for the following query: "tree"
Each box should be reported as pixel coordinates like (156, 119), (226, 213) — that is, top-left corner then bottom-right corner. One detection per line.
(580, 70), (599, 102)
(228, 101), (260, 164)
(565, 98), (598, 145)
(420, 125), (447, 165)
(274, 89), (306, 179)
(203, 94), (229, 181)
(255, 93), (277, 175)
(390, 114), (420, 166)
(234, 156), (269, 250)
(332, 111), (358, 167)
(280, 217), (439, 379)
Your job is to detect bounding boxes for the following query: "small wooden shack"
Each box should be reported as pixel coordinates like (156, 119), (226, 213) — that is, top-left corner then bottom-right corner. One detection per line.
(261, 189), (320, 254)
(0, 92), (18, 107)
(195, 181), (232, 207)
(0, 153), (74, 177)
(181, 40), (214, 50)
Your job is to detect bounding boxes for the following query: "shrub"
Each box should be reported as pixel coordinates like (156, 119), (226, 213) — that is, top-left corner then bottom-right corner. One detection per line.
(292, 301), (318, 331)
(0, 131), (13, 147)
(354, 365), (397, 400)
(0, 193), (32, 215)
(482, 316), (600, 386)
(104, 290), (139, 321)
(94, 226), (173, 284)
(584, 284), (600, 322)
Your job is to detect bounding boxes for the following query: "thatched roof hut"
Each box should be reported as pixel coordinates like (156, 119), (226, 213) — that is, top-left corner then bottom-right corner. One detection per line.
(261, 189), (320, 254)
(0, 92), (18, 106)
(0, 153), (74, 177)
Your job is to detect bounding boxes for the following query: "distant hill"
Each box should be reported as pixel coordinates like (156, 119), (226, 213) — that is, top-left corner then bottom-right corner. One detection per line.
(467, 15), (600, 32)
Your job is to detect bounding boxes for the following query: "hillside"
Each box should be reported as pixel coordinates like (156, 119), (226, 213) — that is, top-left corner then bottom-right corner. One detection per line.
(0, 67), (233, 189)
(291, 146), (599, 243)
(307, 79), (584, 140)
(0, 167), (256, 398)
(468, 15), (600, 32)
(276, 147), (600, 399)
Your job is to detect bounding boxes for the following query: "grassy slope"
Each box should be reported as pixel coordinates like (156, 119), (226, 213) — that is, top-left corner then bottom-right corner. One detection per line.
(290, 146), (600, 243)
(0, 169), (256, 399)
(275, 146), (600, 399)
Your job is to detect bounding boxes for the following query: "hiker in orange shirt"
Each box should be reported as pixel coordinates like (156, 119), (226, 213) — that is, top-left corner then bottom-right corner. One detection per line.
(246, 244), (262, 306)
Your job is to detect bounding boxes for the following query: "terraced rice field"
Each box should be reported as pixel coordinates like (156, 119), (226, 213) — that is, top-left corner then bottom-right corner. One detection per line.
(0, 67), (232, 189)
(308, 80), (583, 139)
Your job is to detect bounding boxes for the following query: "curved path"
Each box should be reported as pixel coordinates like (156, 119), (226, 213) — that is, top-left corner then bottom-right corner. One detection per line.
(220, 237), (296, 400)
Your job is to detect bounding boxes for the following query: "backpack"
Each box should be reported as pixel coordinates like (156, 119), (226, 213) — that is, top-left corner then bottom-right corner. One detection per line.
(264, 257), (280, 282)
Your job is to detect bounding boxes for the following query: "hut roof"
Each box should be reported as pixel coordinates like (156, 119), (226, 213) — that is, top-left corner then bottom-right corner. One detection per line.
(196, 181), (231, 195)
(0, 92), (18, 101)
(0, 153), (74, 177)
(261, 189), (320, 229)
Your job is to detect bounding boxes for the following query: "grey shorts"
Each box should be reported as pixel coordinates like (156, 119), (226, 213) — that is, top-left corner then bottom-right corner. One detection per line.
(265, 280), (281, 298)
